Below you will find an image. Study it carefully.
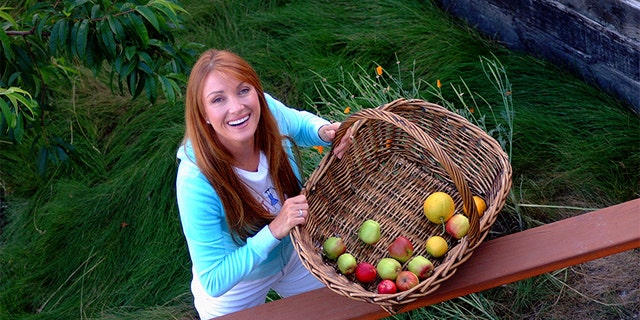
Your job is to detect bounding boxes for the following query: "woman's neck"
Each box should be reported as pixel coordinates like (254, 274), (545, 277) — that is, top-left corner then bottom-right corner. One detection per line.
(231, 145), (260, 172)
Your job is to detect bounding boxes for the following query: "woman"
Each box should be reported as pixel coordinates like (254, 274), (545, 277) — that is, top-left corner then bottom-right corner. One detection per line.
(175, 49), (350, 319)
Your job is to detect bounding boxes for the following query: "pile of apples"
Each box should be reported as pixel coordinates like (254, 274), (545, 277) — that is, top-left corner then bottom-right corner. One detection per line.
(322, 225), (430, 294)
(321, 191), (487, 294)
(423, 191), (487, 241)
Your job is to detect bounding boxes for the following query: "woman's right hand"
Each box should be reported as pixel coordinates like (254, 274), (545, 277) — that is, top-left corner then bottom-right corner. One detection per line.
(318, 122), (353, 159)
(268, 194), (308, 240)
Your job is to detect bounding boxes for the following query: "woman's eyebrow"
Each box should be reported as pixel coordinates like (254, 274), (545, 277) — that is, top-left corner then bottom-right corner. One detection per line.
(206, 90), (224, 98)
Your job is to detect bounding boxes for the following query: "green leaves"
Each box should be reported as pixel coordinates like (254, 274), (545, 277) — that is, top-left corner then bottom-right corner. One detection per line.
(0, 87), (39, 144)
(0, 28), (13, 61)
(0, 6), (17, 28)
(49, 19), (69, 57)
(0, 7), (16, 61)
(1, 0), (200, 176)
(36, 137), (76, 176)
(135, 5), (160, 32)
(98, 19), (116, 58)
(10, 0), (196, 106)
(125, 12), (149, 47)
(70, 18), (90, 60)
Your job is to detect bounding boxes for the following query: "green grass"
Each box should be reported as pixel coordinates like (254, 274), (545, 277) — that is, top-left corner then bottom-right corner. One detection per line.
(1, 0), (638, 319)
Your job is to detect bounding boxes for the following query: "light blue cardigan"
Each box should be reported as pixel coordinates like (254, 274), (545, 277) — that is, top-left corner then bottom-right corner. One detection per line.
(175, 93), (330, 297)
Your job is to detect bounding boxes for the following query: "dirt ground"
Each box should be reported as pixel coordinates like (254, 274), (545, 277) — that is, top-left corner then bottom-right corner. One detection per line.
(548, 249), (640, 319)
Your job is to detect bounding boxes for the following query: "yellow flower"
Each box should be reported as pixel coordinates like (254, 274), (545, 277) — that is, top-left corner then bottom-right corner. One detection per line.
(437, 79), (442, 88)
(343, 106), (351, 114)
(376, 66), (383, 76)
(312, 146), (324, 154)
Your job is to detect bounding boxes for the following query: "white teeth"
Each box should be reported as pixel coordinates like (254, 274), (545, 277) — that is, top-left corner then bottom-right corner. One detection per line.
(228, 115), (249, 126)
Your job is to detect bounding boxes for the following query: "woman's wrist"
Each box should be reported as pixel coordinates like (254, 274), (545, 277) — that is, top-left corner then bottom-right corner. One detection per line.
(267, 222), (284, 240)
(318, 124), (331, 143)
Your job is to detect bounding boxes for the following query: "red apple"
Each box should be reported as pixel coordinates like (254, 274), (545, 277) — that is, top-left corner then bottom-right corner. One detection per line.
(445, 214), (470, 239)
(354, 262), (377, 283)
(388, 236), (414, 263)
(395, 270), (420, 291)
(377, 279), (397, 294)
(407, 255), (434, 279)
(322, 236), (346, 260)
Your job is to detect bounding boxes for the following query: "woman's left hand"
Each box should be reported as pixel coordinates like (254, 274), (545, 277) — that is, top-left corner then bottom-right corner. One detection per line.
(268, 195), (308, 240)
(319, 122), (353, 159)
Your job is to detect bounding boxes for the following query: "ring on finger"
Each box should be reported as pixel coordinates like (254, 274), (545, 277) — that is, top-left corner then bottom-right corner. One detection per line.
(298, 209), (303, 217)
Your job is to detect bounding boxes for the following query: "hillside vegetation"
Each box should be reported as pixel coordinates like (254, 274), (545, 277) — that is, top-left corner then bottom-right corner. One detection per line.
(1, 0), (638, 319)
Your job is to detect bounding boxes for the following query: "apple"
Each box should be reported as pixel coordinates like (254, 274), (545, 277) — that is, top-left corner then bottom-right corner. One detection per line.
(358, 219), (381, 245)
(337, 253), (357, 275)
(322, 236), (346, 260)
(354, 262), (377, 283)
(407, 255), (434, 279)
(445, 214), (470, 239)
(388, 236), (414, 263)
(395, 270), (420, 291)
(376, 279), (397, 294)
(376, 257), (402, 280)
(425, 235), (449, 258)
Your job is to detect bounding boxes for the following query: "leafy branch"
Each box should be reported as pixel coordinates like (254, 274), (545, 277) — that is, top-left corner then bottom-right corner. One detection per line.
(0, 0), (201, 176)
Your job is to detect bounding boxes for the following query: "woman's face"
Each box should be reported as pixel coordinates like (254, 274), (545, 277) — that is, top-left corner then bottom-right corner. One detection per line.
(201, 71), (261, 151)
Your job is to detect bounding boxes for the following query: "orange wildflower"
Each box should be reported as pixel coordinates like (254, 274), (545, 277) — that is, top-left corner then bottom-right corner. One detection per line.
(469, 107), (475, 114)
(376, 66), (383, 76)
(437, 79), (442, 88)
(343, 106), (351, 114)
(312, 146), (324, 154)
(385, 139), (393, 148)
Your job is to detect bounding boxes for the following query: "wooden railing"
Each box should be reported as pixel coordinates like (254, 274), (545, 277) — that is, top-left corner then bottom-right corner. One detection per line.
(219, 199), (640, 320)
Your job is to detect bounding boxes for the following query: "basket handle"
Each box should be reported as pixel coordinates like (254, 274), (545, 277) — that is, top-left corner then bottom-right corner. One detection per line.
(334, 106), (481, 246)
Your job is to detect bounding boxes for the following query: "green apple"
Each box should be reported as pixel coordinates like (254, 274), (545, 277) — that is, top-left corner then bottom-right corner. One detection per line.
(358, 219), (381, 245)
(322, 236), (346, 260)
(337, 253), (357, 275)
(376, 257), (402, 280)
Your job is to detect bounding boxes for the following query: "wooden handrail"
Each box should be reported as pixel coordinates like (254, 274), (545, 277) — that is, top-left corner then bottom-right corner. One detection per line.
(218, 199), (640, 320)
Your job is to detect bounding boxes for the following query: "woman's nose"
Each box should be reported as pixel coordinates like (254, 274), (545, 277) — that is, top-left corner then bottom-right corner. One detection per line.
(227, 96), (243, 113)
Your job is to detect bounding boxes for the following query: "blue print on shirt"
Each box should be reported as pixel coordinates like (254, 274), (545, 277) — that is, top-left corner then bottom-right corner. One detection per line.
(264, 187), (279, 206)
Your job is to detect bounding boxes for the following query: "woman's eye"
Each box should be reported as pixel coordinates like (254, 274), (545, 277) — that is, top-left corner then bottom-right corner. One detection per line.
(211, 97), (224, 104)
(239, 87), (251, 95)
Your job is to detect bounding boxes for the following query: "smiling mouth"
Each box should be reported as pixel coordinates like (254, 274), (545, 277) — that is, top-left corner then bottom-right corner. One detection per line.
(228, 115), (250, 126)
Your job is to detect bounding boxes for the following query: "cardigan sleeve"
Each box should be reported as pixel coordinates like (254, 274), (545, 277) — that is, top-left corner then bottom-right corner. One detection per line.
(264, 93), (331, 147)
(176, 148), (281, 297)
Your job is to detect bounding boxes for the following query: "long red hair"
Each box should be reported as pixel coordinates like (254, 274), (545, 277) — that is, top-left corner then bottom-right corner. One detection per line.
(183, 49), (301, 243)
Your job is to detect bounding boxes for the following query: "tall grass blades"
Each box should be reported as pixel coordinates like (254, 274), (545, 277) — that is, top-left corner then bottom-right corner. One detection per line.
(1, 0), (638, 319)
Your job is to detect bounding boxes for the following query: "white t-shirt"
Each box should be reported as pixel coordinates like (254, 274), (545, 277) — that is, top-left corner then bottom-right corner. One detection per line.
(234, 152), (282, 215)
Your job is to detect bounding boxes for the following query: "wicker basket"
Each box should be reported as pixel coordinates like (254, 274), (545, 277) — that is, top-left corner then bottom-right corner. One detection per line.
(291, 98), (512, 314)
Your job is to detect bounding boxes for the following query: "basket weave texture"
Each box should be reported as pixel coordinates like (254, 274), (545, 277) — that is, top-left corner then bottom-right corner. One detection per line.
(291, 98), (512, 314)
